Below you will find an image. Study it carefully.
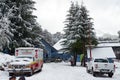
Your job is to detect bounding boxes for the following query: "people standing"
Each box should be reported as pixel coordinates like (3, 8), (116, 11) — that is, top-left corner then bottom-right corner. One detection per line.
(18, 76), (26, 80)
(70, 56), (74, 66)
(9, 75), (16, 80)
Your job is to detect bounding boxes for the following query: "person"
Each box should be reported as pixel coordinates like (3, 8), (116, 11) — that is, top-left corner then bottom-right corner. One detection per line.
(18, 76), (26, 80)
(70, 56), (74, 66)
(9, 75), (16, 80)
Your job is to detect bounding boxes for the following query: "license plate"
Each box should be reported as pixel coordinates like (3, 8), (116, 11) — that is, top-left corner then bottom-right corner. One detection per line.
(104, 64), (108, 67)
(101, 69), (109, 72)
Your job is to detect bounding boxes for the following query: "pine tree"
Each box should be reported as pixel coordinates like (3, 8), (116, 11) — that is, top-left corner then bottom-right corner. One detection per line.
(118, 31), (120, 38)
(52, 32), (63, 45)
(4, 0), (41, 47)
(63, 2), (97, 66)
(63, 2), (77, 46)
(42, 29), (53, 45)
(0, 0), (14, 50)
(0, 0), (44, 54)
(63, 2), (80, 66)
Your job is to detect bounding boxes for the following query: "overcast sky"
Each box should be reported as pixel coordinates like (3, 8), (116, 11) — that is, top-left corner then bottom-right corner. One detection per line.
(33, 0), (120, 36)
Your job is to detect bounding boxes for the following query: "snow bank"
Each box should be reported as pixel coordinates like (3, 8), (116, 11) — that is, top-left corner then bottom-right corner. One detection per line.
(0, 52), (15, 64)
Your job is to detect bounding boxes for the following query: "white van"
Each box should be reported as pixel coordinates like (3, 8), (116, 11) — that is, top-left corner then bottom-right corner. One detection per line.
(8, 47), (43, 76)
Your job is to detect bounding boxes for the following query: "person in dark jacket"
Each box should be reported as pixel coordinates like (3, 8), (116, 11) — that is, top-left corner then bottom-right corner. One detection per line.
(9, 75), (16, 80)
(18, 76), (26, 80)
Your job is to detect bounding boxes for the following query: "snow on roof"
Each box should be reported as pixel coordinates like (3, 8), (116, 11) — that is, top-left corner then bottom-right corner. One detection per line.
(16, 47), (42, 50)
(53, 39), (65, 50)
(97, 43), (120, 47)
(87, 47), (116, 58)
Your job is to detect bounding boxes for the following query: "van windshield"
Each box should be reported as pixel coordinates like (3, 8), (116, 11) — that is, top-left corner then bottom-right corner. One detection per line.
(16, 56), (33, 59)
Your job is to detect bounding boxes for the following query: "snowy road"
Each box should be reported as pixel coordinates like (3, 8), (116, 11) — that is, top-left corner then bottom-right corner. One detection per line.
(0, 62), (120, 80)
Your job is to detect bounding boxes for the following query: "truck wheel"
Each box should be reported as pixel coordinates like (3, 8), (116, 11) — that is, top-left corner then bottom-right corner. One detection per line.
(29, 70), (33, 76)
(38, 68), (42, 72)
(38, 64), (43, 72)
(108, 73), (113, 77)
(86, 66), (90, 73)
(93, 72), (96, 77)
(92, 68), (96, 77)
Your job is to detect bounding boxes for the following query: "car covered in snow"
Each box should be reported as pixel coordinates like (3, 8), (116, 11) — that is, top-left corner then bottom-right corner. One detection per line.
(86, 58), (115, 77)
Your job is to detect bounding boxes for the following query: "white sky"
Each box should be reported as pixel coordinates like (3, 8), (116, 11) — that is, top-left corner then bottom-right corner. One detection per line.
(33, 0), (120, 36)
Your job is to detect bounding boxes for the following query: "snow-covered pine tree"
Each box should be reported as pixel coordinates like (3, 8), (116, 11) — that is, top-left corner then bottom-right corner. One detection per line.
(63, 2), (97, 66)
(42, 29), (53, 45)
(63, 2), (80, 66)
(0, 0), (44, 54)
(63, 2), (77, 47)
(52, 32), (63, 45)
(78, 4), (97, 66)
(4, 0), (42, 47)
(0, 1), (14, 51)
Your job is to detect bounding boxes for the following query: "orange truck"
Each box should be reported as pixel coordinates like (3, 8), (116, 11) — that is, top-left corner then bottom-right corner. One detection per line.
(8, 47), (43, 76)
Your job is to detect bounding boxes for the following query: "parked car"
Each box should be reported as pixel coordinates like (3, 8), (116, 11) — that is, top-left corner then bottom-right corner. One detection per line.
(86, 58), (115, 77)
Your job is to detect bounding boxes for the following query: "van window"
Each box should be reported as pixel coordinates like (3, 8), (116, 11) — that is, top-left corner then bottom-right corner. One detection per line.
(16, 56), (32, 59)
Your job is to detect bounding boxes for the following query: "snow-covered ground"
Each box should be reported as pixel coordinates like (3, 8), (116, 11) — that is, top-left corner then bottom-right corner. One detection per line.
(0, 52), (15, 64)
(0, 62), (120, 80)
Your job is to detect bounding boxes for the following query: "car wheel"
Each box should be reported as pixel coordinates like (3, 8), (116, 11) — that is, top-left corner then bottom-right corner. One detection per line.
(108, 73), (113, 77)
(29, 70), (34, 76)
(92, 68), (96, 77)
(86, 66), (90, 73)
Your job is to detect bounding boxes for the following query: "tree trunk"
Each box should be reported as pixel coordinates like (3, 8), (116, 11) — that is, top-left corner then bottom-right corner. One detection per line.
(81, 41), (86, 67)
(73, 52), (77, 66)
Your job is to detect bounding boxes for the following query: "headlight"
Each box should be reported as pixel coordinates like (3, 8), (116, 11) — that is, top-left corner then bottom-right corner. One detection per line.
(25, 65), (31, 68)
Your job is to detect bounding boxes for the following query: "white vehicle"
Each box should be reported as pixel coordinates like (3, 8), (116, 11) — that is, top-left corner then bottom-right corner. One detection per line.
(86, 58), (115, 77)
(8, 47), (43, 76)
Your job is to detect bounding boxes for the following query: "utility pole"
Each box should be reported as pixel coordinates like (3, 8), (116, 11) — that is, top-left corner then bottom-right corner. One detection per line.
(89, 23), (92, 60)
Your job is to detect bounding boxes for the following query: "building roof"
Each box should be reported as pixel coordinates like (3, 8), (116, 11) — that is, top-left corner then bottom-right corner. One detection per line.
(53, 39), (65, 51)
(97, 42), (120, 47)
(40, 38), (57, 52)
(54, 39), (119, 57)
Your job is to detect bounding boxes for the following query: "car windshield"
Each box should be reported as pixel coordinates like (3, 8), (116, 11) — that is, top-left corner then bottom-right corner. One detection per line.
(16, 56), (33, 59)
(15, 56), (33, 62)
(107, 58), (114, 63)
(94, 59), (108, 63)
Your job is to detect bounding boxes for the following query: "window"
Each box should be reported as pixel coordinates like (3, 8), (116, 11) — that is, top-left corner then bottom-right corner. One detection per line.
(94, 59), (108, 63)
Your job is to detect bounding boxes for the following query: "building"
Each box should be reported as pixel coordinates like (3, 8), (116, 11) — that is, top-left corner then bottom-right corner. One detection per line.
(40, 38), (58, 61)
(53, 39), (78, 61)
(87, 42), (120, 59)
